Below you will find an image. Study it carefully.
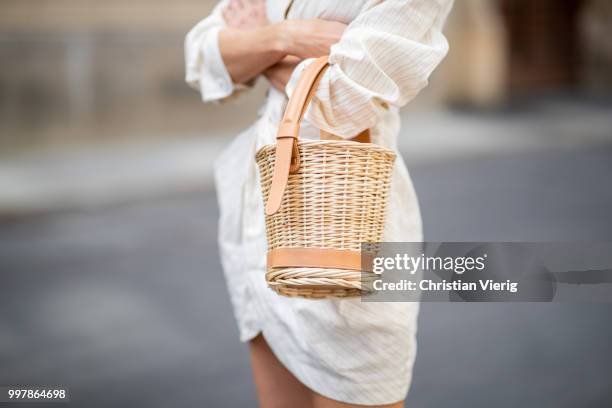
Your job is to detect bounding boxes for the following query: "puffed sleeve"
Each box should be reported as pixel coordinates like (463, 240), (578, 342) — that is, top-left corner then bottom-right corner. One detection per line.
(184, 0), (254, 103)
(285, 0), (453, 137)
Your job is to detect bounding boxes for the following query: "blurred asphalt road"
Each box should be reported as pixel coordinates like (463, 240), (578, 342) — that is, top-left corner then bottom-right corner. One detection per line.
(1, 146), (612, 407)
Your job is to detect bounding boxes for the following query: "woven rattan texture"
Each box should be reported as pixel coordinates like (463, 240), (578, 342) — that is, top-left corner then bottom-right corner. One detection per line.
(256, 140), (395, 299)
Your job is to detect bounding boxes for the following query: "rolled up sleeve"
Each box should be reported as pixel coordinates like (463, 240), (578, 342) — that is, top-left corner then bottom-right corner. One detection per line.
(286, 0), (454, 137)
(185, 1), (254, 103)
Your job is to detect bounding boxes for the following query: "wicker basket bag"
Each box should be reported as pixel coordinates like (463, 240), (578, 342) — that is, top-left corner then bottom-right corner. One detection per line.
(255, 56), (396, 299)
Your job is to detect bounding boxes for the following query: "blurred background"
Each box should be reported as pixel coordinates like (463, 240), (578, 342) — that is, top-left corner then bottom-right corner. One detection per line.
(1, 0), (612, 407)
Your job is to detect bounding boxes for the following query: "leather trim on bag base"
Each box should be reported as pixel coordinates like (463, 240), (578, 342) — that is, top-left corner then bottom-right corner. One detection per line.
(267, 247), (374, 272)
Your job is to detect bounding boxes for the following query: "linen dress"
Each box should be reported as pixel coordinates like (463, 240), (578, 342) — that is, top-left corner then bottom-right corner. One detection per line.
(185, 0), (452, 404)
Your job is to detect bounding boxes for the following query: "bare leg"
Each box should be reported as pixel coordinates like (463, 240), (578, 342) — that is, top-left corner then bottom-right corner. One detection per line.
(249, 333), (404, 408)
(312, 393), (404, 408)
(249, 334), (312, 408)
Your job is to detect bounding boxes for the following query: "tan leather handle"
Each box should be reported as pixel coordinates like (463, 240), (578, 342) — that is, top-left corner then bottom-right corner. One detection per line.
(264, 56), (371, 216)
(265, 56), (330, 215)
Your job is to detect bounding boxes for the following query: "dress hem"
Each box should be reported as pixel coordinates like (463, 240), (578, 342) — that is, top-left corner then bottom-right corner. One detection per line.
(258, 327), (410, 406)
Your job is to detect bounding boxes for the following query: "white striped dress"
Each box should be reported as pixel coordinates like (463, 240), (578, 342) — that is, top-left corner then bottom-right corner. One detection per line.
(185, 0), (452, 404)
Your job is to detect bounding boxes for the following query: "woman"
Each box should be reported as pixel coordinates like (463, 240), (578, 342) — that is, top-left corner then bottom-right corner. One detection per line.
(185, 0), (452, 406)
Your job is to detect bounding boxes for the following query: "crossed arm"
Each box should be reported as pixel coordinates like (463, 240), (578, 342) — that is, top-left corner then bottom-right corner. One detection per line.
(188, 0), (453, 136)
(218, 0), (346, 91)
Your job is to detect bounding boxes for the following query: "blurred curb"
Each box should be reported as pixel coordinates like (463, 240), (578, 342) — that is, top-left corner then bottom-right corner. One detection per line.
(1, 102), (612, 217)
(0, 135), (229, 217)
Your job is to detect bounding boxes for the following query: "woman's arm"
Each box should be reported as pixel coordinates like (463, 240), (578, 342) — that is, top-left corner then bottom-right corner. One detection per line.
(185, 0), (254, 103)
(219, 19), (346, 85)
(263, 56), (301, 92)
(186, 0), (347, 100)
(285, 0), (454, 137)
(218, 0), (346, 86)
(217, 25), (286, 85)
(260, 18), (347, 92)
(217, 0), (282, 84)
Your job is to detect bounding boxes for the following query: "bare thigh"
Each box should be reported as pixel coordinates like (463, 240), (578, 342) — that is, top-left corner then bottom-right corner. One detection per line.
(248, 334), (405, 408)
(249, 334), (312, 408)
(312, 394), (404, 408)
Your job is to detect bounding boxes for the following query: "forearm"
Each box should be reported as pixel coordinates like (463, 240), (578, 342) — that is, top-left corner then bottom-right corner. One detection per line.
(218, 24), (286, 84)
(219, 18), (345, 87)
(264, 55), (301, 91)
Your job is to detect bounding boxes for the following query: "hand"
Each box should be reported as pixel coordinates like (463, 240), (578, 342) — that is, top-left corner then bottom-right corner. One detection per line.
(223, 0), (268, 29)
(279, 19), (347, 59)
(264, 55), (302, 91)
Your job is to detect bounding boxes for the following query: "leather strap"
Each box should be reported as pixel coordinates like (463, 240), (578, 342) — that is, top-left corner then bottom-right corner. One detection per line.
(265, 56), (371, 215)
(265, 57), (330, 215)
(267, 247), (375, 272)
